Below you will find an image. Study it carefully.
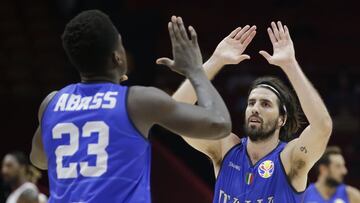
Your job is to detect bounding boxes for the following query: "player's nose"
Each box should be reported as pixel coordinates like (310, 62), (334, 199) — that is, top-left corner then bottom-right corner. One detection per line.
(251, 104), (260, 115)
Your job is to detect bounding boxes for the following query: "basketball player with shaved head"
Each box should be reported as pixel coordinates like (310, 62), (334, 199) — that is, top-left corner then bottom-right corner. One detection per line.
(164, 22), (333, 202)
(29, 10), (232, 202)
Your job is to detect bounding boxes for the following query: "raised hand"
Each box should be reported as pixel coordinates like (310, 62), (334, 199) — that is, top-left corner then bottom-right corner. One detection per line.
(212, 25), (256, 65)
(259, 21), (296, 68)
(156, 16), (203, 77)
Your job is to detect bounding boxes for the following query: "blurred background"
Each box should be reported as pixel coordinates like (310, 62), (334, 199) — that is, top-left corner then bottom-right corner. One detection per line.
(0, 0), (359, 202)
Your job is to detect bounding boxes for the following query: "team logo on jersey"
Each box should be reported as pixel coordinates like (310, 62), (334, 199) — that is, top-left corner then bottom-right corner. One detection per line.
(334, 199), (345, 203)
(258, 160), (274, 178)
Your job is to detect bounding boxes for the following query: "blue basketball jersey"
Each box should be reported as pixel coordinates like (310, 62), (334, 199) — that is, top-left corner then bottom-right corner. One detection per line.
(303, 183), (349, 203)
(213, 138), (304, 203)
(41, 82), (151, 203)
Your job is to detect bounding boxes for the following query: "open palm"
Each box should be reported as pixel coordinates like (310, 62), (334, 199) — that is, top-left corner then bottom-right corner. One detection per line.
(259, 21), (296, 68)
(213, 25), (256, 65)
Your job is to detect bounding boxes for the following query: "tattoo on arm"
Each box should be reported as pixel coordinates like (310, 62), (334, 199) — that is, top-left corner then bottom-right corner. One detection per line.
(300, 146), (308, 154)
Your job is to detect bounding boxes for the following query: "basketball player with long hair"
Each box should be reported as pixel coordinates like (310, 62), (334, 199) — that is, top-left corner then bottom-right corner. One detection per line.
(162, 22), (333, 202)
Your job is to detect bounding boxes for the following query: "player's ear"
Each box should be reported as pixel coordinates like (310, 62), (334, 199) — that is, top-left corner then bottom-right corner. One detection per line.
(112, 51), (123, 67)
(278, 115), (285, 128)
(280, 114), (287, 127)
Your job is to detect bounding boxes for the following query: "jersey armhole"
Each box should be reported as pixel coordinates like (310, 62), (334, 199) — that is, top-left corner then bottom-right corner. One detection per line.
(124, 87), (150, 142)
(215, 140), (243, 181)
(40, 91), (58, 127)
(278, 153), (306, 194)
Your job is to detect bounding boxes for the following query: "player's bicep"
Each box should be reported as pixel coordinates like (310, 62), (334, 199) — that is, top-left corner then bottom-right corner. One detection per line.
(158, 101), (228, 139)
(30, 91), (57, 170)
(128, 86), (228, 139)
(182, 137), (222, 159)
(30, 126), (48, 170)
(288, 125), (331, 172)
(182, 133), (240, 166)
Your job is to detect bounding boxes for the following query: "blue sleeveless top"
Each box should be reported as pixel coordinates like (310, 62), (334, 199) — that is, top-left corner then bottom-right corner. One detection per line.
(41, 83), (151, 203)
(303, 183), (349, 203)
(213, 137), (304, 203)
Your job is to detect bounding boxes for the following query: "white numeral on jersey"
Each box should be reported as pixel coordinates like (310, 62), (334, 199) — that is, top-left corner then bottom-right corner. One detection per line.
(52, 121), (109, 179)
(80, 121), (109, 177)
(53, 123), (79, 179)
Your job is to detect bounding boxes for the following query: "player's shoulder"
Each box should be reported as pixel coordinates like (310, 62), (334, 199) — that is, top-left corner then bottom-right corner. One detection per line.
(346, 185), (360, 202)
(128, 86), (173, 107)
(219, 133), (242, 160)
(38, 91), (58, 121)
(128, 86), (167, 97)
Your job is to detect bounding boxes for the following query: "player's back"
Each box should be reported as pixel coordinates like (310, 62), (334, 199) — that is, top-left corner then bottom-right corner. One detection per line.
(41, 82), (151, 203)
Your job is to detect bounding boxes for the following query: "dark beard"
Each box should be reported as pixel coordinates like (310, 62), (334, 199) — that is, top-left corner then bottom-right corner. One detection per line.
(244, 119), (278, 142)
(325, 177), (342, 188)
(3, 175), (20, 188)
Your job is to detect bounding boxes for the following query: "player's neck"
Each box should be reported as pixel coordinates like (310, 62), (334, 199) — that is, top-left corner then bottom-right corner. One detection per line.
(315, 180), (337, 199)
(246, 134), (280, 165)
(81, 77), (119, 84)
(80, 71), (120, 84)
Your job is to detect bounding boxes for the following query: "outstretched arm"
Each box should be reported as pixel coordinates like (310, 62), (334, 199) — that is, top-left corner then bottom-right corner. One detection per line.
(172, 25), (256, 104)
(260, 21), (332, 191)
(129, 16), (232, 140)
(168, 26), (256, 167)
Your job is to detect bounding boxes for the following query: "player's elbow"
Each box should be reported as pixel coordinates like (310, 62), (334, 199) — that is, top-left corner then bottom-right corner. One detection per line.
(315, 116), (333, 137)
(207, 117), (232, 139)
(322, 116), (333, 136)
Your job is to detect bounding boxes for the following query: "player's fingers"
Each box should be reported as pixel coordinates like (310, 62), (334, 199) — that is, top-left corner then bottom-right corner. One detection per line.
(234, 25), (250, 40)
(156, 57), (174, 67)
(242, 30), (256, 47)
(277, 21), (285, 39)
(171, 16), (183, 42)
(271, 21), (280, 40)
(228, 27), (242, 38)
(267, 27), (277, 44)
(238, 54), (251, 61)
(259, 50), (272, 62)
(188, 26), (198, 46)
(168, 22), (177, 45)
(177, 17), (189, 40)
(284, 25), (291, 40)
(240, 25), (257, 44)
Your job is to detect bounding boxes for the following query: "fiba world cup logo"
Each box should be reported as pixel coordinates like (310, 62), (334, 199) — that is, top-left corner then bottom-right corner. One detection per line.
(334, 199), (345, 203)
(258, 160), (274, 178)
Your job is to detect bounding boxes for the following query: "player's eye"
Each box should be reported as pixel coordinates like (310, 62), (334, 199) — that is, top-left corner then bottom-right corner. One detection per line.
(262, 102), (270, 108)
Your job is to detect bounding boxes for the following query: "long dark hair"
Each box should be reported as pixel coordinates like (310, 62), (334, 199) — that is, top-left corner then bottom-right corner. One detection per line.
(249, 76), (303, 141)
